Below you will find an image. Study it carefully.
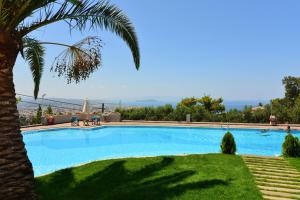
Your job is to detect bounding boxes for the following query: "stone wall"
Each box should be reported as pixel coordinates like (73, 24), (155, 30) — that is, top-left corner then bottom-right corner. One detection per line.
(104, 112), (121, 122)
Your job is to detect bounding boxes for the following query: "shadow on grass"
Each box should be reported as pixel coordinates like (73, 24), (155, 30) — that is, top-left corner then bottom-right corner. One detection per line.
(36, 157), (229, 200)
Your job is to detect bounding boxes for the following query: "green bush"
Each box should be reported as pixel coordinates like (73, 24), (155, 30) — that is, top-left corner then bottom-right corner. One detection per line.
(282, 133), (300, 157)
(221, 132), (236, 154)
(32, 105), (42, 124)
(224, 109), (243, 123)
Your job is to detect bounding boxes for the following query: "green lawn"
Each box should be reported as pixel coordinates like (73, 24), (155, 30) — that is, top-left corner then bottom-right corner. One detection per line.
(35, 154), (262, 200)
(287, 157), (300, 171)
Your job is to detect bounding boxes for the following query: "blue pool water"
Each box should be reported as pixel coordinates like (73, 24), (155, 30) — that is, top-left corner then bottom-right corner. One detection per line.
(23, 126), (298, 176)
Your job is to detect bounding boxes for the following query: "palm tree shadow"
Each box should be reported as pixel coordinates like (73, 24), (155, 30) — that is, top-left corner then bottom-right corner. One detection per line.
(36, 157), (229, 200)
(35, 167), (75, 198)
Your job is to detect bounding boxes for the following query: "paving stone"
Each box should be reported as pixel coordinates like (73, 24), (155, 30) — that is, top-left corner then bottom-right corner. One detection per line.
(243, 156), (300, 200)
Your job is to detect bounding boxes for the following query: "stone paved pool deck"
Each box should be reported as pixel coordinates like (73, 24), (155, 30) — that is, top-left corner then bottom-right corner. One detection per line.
(21, 120), (300, 132)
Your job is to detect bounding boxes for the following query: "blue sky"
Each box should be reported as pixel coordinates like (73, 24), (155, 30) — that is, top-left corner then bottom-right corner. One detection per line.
(14, 0), (300, 101)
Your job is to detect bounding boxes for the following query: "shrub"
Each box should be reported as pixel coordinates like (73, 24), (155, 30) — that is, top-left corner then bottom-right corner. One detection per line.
(221, 132), (236, 154)
(32, 105), (42, 124)
(224, 109), (243, 123)
(282, 133), (300, 157)
(44, 105), (53, 115)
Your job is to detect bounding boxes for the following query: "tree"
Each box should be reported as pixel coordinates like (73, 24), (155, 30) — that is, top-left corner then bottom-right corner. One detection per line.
(191, 105), (208, 122)
(32, 105), (42, 124)
(0, 1), (140, 199)
(243, 105), (253, 123)
(45, 105), (53, 115)
(174, 103), (193, 121)
(271, 98), (290, 123)
(179, 97), (198, 107)
(252, 105), (270, 123)
(225, 109), (243, 123)
(282, 76), (300, 106)
(288, 97), (300, 123)
(198, 96), (225, 113)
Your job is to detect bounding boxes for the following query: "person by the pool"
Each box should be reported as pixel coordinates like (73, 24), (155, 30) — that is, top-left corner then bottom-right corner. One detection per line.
(287, 125), (291, 133)
(261, 129), (269, 133)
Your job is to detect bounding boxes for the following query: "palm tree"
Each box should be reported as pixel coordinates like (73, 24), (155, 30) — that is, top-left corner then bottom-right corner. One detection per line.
(0, 1), (140, 199)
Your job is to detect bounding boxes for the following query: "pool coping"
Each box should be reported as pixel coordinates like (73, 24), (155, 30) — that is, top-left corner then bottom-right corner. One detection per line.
(21, 121), (298, 132)
(22, 125), (298, 135)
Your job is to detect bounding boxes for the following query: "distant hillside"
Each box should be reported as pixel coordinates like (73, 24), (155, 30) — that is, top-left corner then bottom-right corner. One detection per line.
(17, 95), (270, 112)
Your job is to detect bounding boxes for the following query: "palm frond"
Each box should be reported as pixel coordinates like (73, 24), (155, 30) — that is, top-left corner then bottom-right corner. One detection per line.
(49, 36), (102, 84)
(0, 0), (11, 27)
(19, 0), (140, 69)
(0, 1), (82, 30)
(23, 37), (45, 99)
(67, 0), (82, 5)
(0, 0), (47, 30)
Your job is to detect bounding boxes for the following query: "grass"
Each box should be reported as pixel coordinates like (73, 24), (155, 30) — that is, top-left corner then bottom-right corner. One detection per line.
(35, 154), (262, 200)
(287, 157), (300, 171)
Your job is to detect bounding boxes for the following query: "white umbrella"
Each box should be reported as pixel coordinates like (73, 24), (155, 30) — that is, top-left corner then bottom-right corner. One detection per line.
(82, 98), (90, 113)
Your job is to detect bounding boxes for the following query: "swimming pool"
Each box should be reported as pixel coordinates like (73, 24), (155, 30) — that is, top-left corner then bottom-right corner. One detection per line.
(23, 126), (297, 176)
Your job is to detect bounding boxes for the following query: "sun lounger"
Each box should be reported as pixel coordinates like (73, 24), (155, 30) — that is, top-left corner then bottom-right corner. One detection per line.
(71, 116), (79, 126)
(91, 116), (101, 125)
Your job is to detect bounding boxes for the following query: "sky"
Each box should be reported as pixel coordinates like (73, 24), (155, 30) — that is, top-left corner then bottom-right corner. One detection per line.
(14, 0), (300, 101)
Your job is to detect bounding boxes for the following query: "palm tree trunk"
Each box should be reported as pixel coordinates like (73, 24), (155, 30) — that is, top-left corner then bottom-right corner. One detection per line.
(0, 34), (35, 200)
